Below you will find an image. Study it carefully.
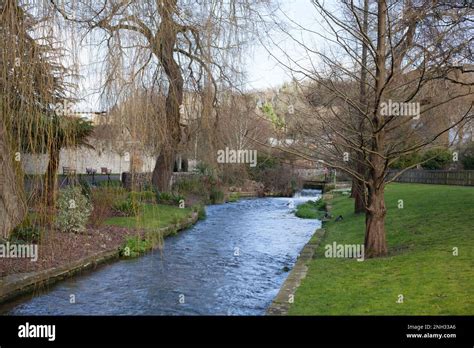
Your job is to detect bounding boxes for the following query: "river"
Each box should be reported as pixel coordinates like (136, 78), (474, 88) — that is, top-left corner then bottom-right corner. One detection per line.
(2, 190), (321, 315)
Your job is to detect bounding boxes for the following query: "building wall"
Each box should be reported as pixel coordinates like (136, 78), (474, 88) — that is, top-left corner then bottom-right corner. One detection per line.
(22, 147), (157, 175)
(22, 148), (198, 175)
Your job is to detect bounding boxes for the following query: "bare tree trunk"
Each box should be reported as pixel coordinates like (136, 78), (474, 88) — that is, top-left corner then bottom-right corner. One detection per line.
(364, 0), (388, 257)
(364, 180), (387, 257)
(353, 172), (366, 214)
(151, 0), (184, 192)
(45, 144), (60, 206)
(0, 121), (26, 239)
(152, 146), (175, 192)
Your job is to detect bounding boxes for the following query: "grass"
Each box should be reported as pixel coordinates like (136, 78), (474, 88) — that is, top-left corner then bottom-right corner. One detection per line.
(106, 203), (193, 258)
(295, 199), (326, 219)
(119, 236), (153, 258)
(228, 192), (240, 203)
(105, 204), (192, 231)
(288, 183), (474, 315)
(192, 204), (207, 220)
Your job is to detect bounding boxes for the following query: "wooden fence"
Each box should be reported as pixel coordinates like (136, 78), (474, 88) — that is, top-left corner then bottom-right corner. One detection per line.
(388, 170), (474, 186)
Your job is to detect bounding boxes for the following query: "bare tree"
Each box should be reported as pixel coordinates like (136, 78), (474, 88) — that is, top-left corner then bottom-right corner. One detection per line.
(51, 0), (268, 191)
(264, 0), (474, 257)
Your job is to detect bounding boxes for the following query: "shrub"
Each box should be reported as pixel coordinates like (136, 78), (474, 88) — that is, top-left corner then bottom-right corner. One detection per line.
(113, 198), (142, 217)
(142, 183), (154, 192)
(173, 165), (228, 204)
(173, 166), (228, 204)
(248, 154), (278, 185)
(156, 191), (172, 202)
(248, 154), (300, 196)
(261, 102), (285, 129)
(79, 178), (92, 199)
(173, 176), (206, 195)
(89, 188), (116, 228)
(55, 186), (92, 233)
(174, 194), (186, 205)
(129, 191), (156, 203)
(10, 217), (42, 243)
(391, 152), (422, 169)
(460, 141), (474, 169)
(228, 192), (240, 202)
(119, 236), (152, 257)
(156, 191), (185, 206)
(220, 165), (248, 186)
(421, 148), (452, 170)
(209, 187), (224, 204)
(193, 162), (216, 177)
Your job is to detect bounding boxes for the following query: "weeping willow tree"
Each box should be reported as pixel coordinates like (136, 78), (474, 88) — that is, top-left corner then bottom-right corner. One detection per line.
(50, 0), (270, 191)
(0, 0), (76, 236)
(0, 107), (25, 239)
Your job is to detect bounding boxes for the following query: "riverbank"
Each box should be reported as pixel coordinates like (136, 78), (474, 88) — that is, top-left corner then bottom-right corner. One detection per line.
(0, 205), (198, 305)
(0, 175), (264, 307)
(287, 183), (474, 315)
(267, 228), (325, 315)
(4, 194), (320, 315)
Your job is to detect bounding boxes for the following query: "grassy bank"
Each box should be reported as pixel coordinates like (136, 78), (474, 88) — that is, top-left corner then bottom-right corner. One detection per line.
(295, 200), (326, 219)
(288, 183), (474, 315)
(105, 204), (192, 230)
(105, 203), (196, 257)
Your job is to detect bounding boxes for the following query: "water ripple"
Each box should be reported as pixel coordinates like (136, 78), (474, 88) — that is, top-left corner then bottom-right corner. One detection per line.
(4, 191), (321, 315)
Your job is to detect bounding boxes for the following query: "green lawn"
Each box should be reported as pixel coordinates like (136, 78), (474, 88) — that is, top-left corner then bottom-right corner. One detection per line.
(288, 183), (474, 315)
(295, 200), (326, 219)
(105, 204), (192, 231)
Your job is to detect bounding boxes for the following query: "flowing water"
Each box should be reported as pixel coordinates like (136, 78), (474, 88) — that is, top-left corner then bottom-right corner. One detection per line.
(2, 190), (321, 315)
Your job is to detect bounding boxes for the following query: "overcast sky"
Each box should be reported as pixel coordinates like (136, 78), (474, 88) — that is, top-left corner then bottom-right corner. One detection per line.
(72, 0), (323, 111)
(245, 0), (323, 91)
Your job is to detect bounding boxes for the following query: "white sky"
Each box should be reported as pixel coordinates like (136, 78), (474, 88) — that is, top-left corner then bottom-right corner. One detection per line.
(245, 0), (323, 91)
(71, 0), (324, 111)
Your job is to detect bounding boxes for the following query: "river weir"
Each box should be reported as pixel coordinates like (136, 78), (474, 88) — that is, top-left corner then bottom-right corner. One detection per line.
(2, 191), (321, 315)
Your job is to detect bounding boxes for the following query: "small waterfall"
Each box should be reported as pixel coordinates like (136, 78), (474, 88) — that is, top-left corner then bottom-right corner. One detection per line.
(293, 189), (321, 201)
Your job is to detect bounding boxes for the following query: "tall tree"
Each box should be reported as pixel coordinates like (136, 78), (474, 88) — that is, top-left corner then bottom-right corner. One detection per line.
(1, 0), (66, 237)
(266, 0), (474, 257)
(365, 0), (389, 255)
(52, 0), (267, 191)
